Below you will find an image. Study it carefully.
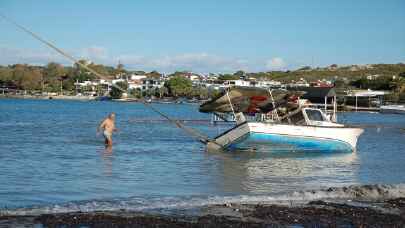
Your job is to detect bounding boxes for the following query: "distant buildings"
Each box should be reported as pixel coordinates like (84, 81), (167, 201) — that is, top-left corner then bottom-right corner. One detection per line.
(366, 74), (380, 80)
(72, 71), (311, 96)
(71, 68), (391, 100)
(287, 78), (310, 87)
(139, 78), (165, 91)
(74, 79), (110, 96)
(310, 79), (334, 87)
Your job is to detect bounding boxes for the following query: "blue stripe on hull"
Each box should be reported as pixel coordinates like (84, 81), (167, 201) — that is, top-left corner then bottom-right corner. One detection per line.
(228, 132), (353, 152)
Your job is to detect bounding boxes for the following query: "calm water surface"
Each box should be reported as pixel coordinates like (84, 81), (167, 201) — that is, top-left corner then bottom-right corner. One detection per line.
(0, 98), (404, 212)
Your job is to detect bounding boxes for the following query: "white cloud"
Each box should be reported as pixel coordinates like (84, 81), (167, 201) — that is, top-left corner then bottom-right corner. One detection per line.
(265, 57), (286, 70)
(0, 47), (69, 65)
(81, 46), (108, 62)
(0, 46), (277, 73)
(0, 46), (110, 66)
(117, 52), (250, 73)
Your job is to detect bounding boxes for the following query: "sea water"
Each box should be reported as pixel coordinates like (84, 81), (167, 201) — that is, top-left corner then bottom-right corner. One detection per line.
(0, 98), (405, 215)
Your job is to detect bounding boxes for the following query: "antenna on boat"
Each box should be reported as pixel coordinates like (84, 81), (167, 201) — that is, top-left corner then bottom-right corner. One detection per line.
(0, 13), (211, 145)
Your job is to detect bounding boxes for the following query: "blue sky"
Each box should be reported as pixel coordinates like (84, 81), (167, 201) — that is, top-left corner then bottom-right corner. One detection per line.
(1, 0), (404, 73)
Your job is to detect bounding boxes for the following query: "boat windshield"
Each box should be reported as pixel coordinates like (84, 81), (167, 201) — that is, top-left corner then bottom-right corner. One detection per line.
(289, 111), (305, 124)
(305, 109), (325, 121)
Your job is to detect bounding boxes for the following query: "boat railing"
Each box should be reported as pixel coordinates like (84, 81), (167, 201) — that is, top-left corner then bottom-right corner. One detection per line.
(211, 112), (279, 124)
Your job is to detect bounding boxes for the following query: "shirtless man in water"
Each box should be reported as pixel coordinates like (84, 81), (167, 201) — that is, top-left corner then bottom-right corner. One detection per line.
(98, 113), (118, 146)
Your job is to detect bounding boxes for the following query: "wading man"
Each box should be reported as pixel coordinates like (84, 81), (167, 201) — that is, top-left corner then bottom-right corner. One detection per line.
(98, 112), (118, 147)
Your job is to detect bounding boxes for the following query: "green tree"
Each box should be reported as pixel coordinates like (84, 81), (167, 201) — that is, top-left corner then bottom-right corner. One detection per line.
(63, 67), (76, 91)
(158, 86), (168, 98)
(191, 86), (209, 99)
(170, 71), (187, 77)
(73, 60), (96, 82)
(109, 81), (128, 99)
(234, 70), (246, 77)
(218, 74), (239, 81)
(351, 76), (393, 90)
(209, 89), (222, 99)
(20, 68), (42, 90)
(297, 66), (312, 71)
(129, 88), (142, 98)
(43, 62), (66, 92)
(166, 76), (192, 97)
(114, 62), (126, 77)
(89, 64), (109, 77)
(0, 67), (13, 83)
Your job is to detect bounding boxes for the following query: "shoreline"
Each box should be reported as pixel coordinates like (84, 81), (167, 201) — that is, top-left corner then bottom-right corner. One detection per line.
(0, 94), (207, 105)
(0, 95), (385, 110)
(1, 198), (404, 227)
(0, 94), (96, 101)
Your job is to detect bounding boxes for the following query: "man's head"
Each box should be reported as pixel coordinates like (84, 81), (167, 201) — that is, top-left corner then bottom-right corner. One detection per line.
(108, 112), (116, 120)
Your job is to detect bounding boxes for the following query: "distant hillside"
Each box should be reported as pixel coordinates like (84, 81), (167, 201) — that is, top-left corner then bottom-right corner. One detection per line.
(247, 63), (405, 82)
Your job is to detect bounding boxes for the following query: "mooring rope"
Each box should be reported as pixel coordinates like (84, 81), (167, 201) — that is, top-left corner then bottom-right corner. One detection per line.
(225, 88), (237, 123)
(0, 13), (210, 144)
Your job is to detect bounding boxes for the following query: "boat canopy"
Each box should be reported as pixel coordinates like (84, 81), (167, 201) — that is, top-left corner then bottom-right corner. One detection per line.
(199, 86), (305, 114)
(289, 87), (336, 103)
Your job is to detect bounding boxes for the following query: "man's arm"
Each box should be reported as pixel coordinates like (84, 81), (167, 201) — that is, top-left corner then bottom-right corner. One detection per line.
(97, 119), (106, 133)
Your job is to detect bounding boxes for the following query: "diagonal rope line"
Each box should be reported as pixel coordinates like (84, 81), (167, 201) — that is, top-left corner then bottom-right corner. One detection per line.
(1, 13), (210, 144)
(0, 14), (108, 83)
(141, 101), (209, 143)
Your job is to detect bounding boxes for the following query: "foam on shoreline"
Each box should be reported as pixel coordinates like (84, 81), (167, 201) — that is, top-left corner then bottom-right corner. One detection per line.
(2, 184), (405, 216)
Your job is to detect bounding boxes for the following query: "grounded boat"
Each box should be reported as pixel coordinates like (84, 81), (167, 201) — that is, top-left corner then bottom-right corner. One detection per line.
(208, 108), (363, 152)
(380, 104), (405, 114)
(202, 87), (364, 152)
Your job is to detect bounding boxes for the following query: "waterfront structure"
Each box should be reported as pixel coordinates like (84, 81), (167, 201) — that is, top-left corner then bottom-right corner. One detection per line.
(289, 87), (337, 114)
(345, 90), (390, 109)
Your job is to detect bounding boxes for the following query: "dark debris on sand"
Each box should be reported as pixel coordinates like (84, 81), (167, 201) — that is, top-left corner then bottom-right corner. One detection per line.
(1, 198), (405, 227)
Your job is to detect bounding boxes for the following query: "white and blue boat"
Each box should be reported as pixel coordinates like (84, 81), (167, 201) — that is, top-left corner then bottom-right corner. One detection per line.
(202, 87), (364, 152)
(380, 104), (405, 115)
(207, 108), (363, 152)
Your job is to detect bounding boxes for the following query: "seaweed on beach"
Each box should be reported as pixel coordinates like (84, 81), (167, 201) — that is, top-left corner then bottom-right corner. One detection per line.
(0, 198), (403, 227)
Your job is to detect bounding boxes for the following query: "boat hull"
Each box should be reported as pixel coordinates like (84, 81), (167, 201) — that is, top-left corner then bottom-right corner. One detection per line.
(380, 105), (405, 115)
(214, 122), (363, 152)
(229, 132), (355, 152)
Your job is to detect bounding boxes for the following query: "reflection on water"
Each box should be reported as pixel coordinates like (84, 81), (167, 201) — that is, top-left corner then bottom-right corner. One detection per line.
(100, 146), (113, 177)
(213, 149), (358, 194)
